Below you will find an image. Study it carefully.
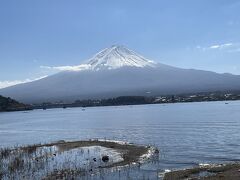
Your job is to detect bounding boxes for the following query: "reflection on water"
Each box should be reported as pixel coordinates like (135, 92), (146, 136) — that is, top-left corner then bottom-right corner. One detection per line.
(1, 101), (240, 175)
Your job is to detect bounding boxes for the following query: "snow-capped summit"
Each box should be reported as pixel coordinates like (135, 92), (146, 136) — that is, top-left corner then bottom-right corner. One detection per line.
(86, 45), (156, 70)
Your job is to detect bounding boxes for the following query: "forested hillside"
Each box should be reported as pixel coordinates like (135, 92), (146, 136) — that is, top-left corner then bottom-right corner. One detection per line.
(0, 95), (32, 112)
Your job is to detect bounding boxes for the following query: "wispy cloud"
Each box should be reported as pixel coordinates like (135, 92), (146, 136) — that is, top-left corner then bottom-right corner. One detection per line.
(196, 42), (240, 52)
(0, 76), (48, 89)
(40, 64), (91, 71)
(209, 43), (233, 49)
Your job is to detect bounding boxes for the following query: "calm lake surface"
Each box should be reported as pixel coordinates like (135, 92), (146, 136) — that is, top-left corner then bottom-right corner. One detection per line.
(1, 101), (240, 172)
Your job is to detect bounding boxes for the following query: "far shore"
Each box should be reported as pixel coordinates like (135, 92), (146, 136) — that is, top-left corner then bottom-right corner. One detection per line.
(2, 91), (240, 112)
(1, 98), (236, 113)
(32, 99), (237, 111)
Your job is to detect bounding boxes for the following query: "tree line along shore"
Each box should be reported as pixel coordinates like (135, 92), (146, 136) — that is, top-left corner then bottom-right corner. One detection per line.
(33, 91), (240, 110)
(1, 91), (240, 112)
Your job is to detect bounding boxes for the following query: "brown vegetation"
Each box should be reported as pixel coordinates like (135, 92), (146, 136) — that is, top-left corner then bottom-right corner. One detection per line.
(164, 163), (240, 180)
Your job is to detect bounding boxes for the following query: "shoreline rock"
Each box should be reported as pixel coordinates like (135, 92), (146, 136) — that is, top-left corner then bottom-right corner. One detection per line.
(163, 163), (240, 180)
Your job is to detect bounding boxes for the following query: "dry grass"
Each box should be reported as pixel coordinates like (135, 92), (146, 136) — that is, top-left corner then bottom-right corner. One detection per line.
(0, 147), (11, 159)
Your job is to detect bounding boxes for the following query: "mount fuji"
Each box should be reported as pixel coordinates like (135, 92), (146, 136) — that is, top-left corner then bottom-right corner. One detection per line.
(1, 45), (240, 104)
(86, 45), (157, 70)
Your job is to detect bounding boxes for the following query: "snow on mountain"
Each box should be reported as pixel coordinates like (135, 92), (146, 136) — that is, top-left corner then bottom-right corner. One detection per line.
(48, 45), (157, 72)
(86, 45), (156, 70)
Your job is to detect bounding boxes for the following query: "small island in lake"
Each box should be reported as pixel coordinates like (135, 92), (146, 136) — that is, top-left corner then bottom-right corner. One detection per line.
(0, 139), (158, 179)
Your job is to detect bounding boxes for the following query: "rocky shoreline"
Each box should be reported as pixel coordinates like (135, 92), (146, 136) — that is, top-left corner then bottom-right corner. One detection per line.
(163, 163), (240, 180)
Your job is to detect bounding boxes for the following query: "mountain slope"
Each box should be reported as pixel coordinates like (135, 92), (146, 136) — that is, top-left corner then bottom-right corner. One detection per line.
(1, 45), (240, 104)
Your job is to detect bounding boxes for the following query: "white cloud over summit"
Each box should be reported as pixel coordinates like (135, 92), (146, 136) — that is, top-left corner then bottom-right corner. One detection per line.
(40, 64), (91, 71)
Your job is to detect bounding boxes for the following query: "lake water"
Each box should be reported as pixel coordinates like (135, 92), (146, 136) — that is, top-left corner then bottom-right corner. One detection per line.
(1, 101), (240, 176)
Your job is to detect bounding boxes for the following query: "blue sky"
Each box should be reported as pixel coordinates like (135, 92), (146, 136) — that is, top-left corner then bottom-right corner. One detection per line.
(0, 0), (240, 88)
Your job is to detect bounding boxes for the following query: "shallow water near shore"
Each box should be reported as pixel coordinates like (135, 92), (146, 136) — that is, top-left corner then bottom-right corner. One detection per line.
(1, 101), (240, 178)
